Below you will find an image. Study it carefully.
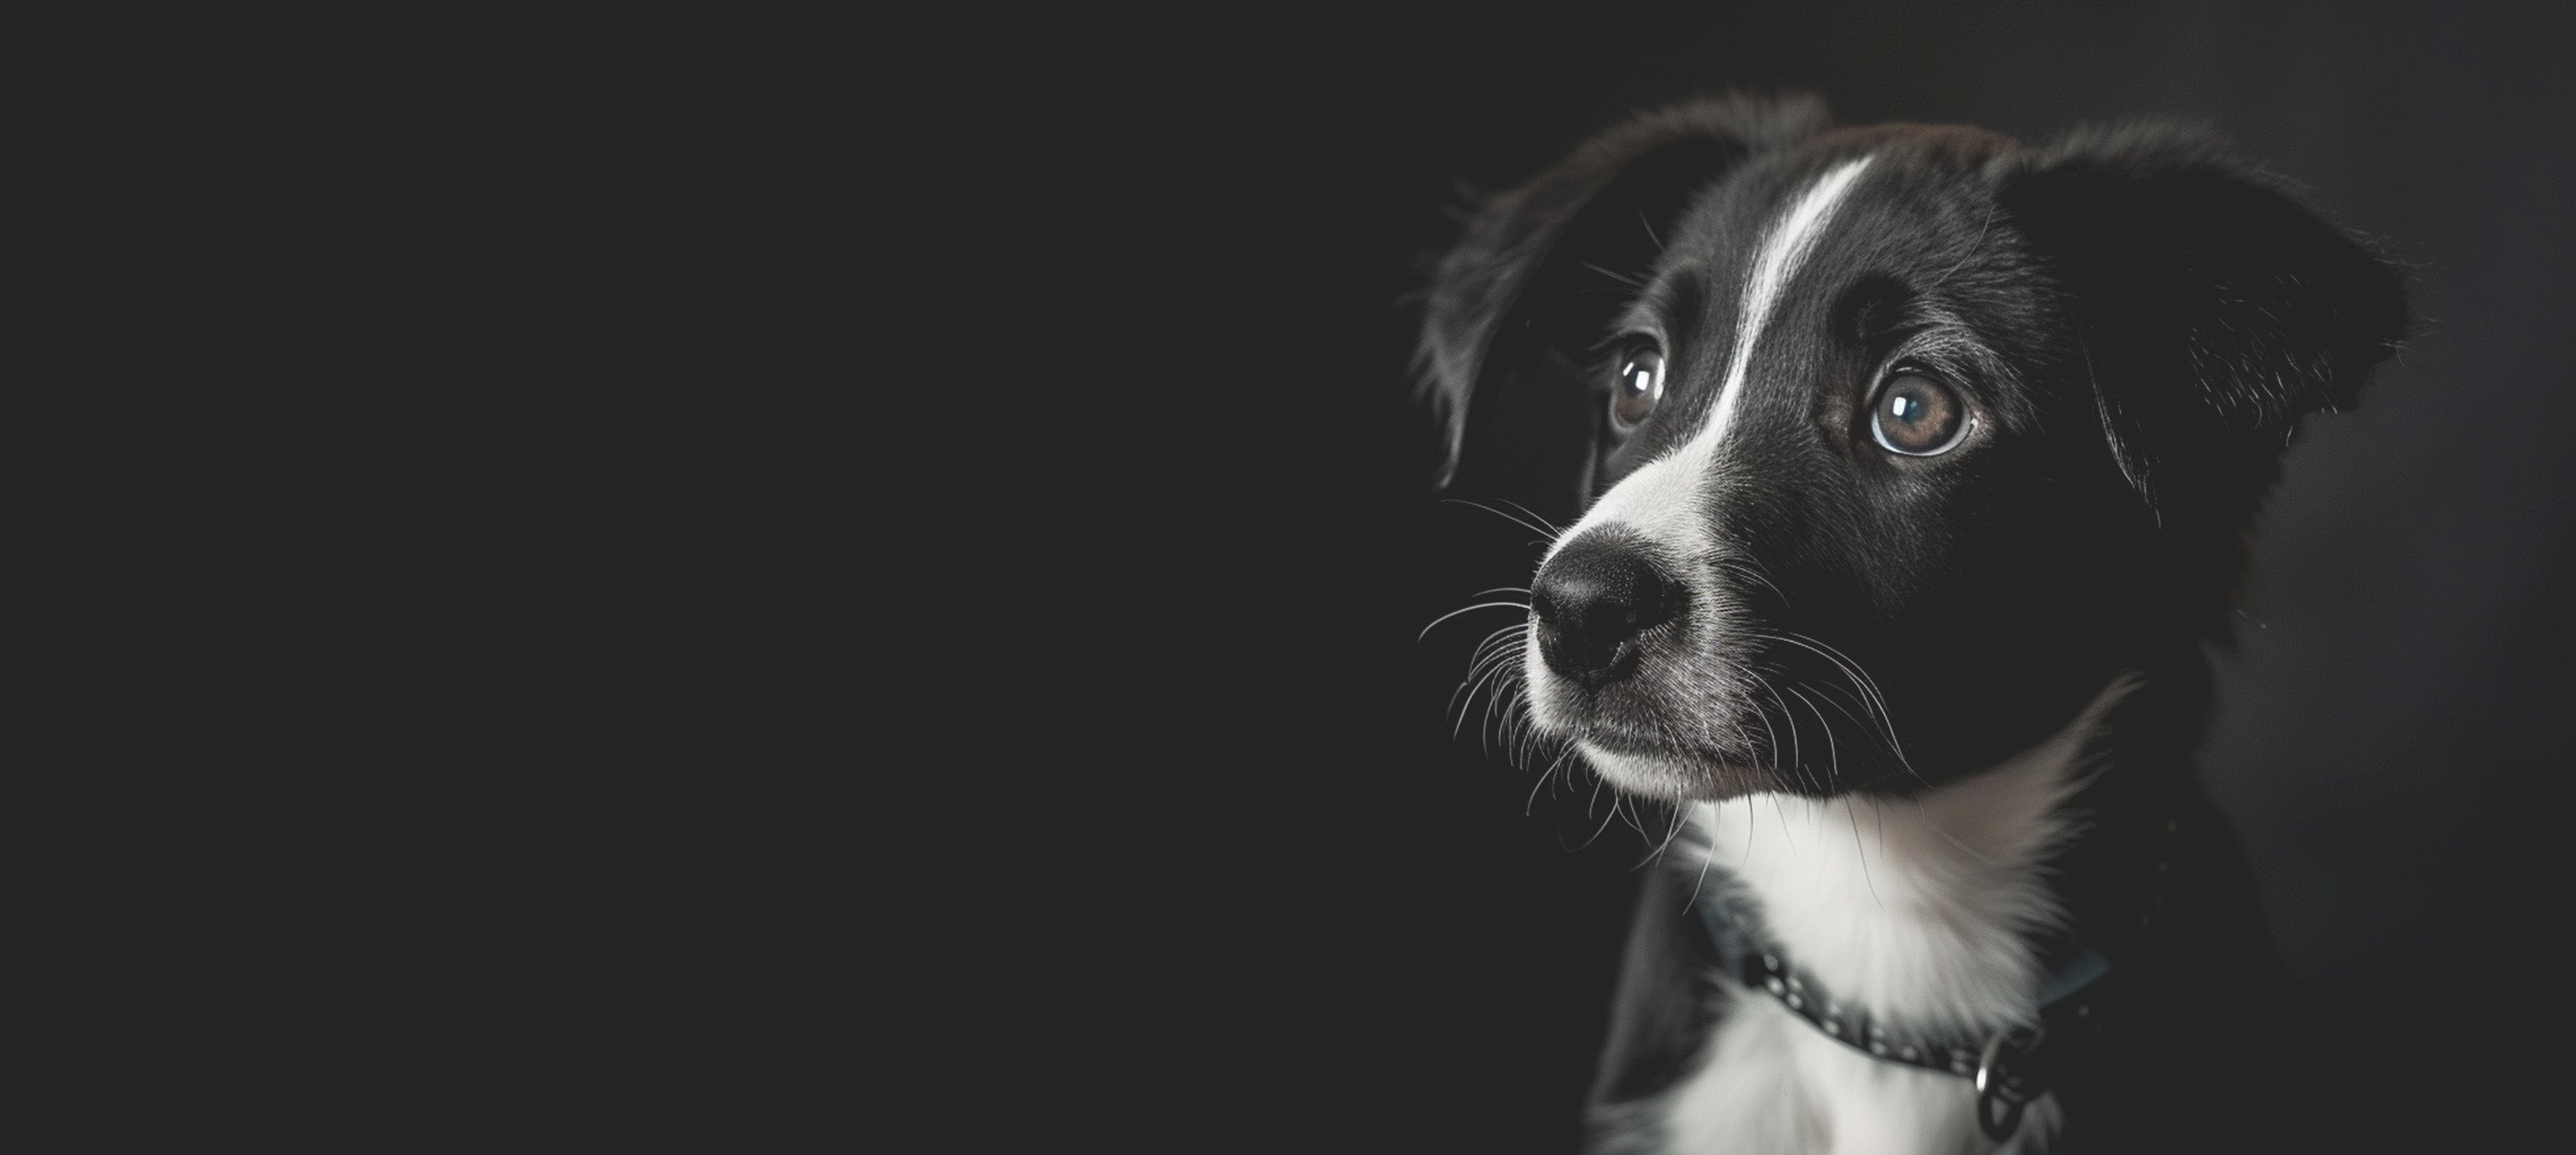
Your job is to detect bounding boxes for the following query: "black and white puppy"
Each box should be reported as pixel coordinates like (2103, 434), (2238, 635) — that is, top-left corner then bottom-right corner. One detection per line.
(1419, 95), (2403, 1152)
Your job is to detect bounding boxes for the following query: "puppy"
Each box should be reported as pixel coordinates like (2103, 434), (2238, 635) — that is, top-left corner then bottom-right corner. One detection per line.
(1418, 95), (2404, 1153)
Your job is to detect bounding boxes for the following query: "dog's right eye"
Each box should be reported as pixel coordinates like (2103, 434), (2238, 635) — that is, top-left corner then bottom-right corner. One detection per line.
(1869, 371), (1971, 456)
(1611, 343), (1665, 431)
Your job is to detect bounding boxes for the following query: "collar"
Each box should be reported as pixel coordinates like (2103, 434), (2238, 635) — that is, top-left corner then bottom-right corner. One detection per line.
(1691, 887), (2115, 1142)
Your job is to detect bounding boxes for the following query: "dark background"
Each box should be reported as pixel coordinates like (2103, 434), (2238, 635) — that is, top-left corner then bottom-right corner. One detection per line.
(1088, 0), (2576, 1149)
(388, 1), (2575, 1147)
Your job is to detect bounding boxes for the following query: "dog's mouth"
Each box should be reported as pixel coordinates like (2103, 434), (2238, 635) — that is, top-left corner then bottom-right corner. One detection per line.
(1568, 723), (1672, 757)
(1520, 602), (1913, 801)
(1526, 649), (1798, 799)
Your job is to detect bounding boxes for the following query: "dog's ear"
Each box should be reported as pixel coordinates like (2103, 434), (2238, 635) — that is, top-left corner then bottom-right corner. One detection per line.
(1417, 94), (1831, 493)
(2000, 124), (2408, 522)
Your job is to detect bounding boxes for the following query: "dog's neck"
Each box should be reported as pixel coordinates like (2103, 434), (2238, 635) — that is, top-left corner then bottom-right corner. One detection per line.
(1680, 676), (2152, 1037)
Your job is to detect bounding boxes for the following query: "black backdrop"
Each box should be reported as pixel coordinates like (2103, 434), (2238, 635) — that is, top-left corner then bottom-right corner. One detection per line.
(434, 2), (2576, 1148)
(1053, 0), (2576, 1149)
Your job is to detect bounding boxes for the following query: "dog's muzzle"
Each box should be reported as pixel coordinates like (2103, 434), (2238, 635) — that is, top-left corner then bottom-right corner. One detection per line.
(1530, 528), (1686, 691)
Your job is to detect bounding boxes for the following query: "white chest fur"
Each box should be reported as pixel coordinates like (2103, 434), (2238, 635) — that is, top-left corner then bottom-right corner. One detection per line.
(1642, 686), (2127, 1154)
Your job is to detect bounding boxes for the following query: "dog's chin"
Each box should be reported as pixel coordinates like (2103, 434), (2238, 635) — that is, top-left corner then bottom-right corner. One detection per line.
(1526, 664), (1786, 800)
(1575, 736), (1784, 801)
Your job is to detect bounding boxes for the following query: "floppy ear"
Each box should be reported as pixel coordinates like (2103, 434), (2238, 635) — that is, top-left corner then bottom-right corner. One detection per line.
(1417, 94), (1831, 494)
(2000, 125), (2408, 523)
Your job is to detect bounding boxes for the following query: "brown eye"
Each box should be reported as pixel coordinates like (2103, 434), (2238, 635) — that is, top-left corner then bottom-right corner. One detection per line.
(1869, 372), (1968, 455)
(1612, 344), (1664, 430)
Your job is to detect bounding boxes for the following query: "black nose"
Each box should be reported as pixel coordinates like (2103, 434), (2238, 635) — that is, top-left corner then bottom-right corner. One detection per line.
(1530, 530), (1683, 689)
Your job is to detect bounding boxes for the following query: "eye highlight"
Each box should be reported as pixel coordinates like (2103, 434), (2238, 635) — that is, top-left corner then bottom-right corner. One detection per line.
(1868, 371), (1969, 456)
(1611, 342), (1664, 431)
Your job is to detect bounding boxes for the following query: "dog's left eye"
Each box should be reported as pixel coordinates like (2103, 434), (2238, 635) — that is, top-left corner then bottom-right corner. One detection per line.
(1611, 344), (1665, 431)
(1869, 372), (1969, 455)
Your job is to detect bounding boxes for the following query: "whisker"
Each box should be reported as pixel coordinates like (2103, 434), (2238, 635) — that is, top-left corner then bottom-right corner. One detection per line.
(1784, 684), (1839, 788)
(1613, 790), (1651, 839)
(1686, 807), (1723, 912)
(1778, 680), (1886, 911)
(1440, 497), (1558, 541)
(1478, 659), (1527, 757)
(1465, 622), (1524, 665)
(1758, 676), (1802, 782)
(1572, 775), (1623, 851)
(1490, 498), (1564, 536)
(1527, 742), (1580, 815)
(1446, 634), (1521, 724)
(1463, 631), (1514, 696)
(1847, 803), (1884, 911)
(1450, 641), (1521, 725)
(1740, 791), (1757, 869)
(1501, 678), (1543, 765)
(1419, 600), (1530, 641)
(1643, 802), (1692, 866)
(1452, 644), (1525, 740)
(1579, 260), (1645, 289)
(1749, 684), (1784, 779)
(1711, 556), (1789, 607)
(1762, 629), (1909, 764)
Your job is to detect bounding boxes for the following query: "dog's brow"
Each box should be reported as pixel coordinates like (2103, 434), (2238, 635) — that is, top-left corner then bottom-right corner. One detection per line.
(1548, 155), (1879, 564)
(1625, 272), (1706, 348)
(1703, 156), (1875, 453)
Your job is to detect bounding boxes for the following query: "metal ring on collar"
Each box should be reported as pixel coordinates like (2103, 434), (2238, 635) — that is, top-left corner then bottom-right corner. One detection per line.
(1974, 1023), (2045, 1141)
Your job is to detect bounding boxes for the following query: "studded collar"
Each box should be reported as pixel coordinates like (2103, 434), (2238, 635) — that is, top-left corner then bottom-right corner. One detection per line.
(1690, 885), (2117, 1141)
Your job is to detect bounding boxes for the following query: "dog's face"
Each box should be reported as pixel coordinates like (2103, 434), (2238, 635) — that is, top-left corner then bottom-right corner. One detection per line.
(1422, 100), (2402, 801)
(1521, 128), (2118, 801)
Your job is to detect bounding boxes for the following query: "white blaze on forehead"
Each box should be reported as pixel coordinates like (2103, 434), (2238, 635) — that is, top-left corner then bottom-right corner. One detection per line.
(1703, 155), (1875, 455)
(1550, 155), (1876, 560)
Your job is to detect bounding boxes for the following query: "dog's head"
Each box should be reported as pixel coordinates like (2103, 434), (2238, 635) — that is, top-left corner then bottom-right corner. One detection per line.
(1422, 96), (2404, 801)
